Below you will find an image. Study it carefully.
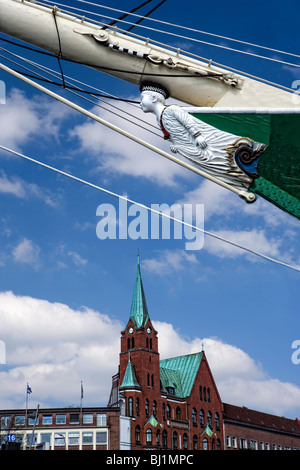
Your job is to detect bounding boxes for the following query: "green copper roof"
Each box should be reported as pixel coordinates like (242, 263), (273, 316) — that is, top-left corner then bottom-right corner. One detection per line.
(129, 256), (150, 328)
(120, 356), (141, 389)
(160, 352), (203, 398)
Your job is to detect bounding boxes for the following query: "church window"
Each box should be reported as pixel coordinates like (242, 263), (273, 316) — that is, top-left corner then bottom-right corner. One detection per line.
(202, 437), (208, 450)
(156, 429), (160, 445)
(153, 400), (157, 418)
(128, 397), (133, 417)
(146, 428), (152, 444)
(176, 406), (181, 421)
(146, 337), (149, 348)
(192, 408), (197, 426)
(136, 397), (140, 416)
(145, 399), (149, 418)
(207, 410), (212, 428)
(131, 337), (134, 349)
(162, 430), (167, 448)
(172, 431), (178, 449)
(203, 387), (207, 401)
(215, 412), (220, 430)
(183, 433), (188, 450)
(127, 338), (130, 350)
(199, 386), (203, 401)
(167, 405), (171, 419)
(200, 409), (204, 427)
(207, 387), (210, 402)
(147, 374), (150, 387)
(151, 374), (154, 388)
(162, 403), (166, 420)
(193, 434), (198, 450)
(135, 425), (141, 444)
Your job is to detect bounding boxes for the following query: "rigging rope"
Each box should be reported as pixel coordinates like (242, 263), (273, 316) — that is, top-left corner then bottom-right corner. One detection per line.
(0, 144), (299, 273)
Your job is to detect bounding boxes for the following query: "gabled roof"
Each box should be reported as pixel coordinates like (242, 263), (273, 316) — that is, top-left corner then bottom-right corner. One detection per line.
(160, 352), (203, 398)
(129, 256), (150, 329)
(120, 356), (141, 390)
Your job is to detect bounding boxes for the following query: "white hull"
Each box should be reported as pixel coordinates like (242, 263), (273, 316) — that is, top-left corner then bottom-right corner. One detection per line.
(0, 0), (296, 108)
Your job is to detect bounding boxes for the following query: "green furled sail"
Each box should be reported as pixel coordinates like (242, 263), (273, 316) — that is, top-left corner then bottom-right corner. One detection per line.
(190, 110), (300, 219)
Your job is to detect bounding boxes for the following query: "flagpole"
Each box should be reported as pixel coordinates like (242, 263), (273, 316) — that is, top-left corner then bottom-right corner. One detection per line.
(80, 381), (83, 425)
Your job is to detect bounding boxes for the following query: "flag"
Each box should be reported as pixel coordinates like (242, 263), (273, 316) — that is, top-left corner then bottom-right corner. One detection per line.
(27, 384), (32, 394)
(81, 381), (84, 400)
(189, 109), (300, 219)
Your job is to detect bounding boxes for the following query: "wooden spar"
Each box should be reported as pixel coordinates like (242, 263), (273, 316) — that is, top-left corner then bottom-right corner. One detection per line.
(0, 62), (256, 202)
(0, 0), (297, 107)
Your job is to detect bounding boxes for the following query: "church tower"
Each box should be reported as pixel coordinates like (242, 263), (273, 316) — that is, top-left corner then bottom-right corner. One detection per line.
(119, 256), (162, 449)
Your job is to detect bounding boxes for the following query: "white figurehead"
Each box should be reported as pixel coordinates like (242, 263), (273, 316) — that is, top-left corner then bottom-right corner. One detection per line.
(139, 81), (267, 192)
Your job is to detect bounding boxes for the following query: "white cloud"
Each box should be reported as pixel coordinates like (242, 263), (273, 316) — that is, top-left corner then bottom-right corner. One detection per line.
(70, 100), (189, 187)
(0, 291), (299, 417)
(143, 249), (198, 275)
(12, 238), (41, 268)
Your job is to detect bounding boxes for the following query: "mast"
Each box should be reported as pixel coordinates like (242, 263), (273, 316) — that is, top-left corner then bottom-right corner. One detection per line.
(0, 0), (296, 107)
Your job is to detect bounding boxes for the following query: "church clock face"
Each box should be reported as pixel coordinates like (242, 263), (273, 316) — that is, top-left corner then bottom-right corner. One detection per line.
(128, 327), (134, 334)
(146, 327), (151, 334)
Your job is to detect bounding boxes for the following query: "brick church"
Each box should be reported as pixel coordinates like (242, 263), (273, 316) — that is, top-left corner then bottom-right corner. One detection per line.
(109, 256), (224, 450)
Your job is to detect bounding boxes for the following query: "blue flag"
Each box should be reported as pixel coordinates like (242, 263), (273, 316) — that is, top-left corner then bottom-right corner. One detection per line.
(27, 384), (32, 394)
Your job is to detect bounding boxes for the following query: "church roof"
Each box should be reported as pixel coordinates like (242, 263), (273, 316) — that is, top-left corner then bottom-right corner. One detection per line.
(160, 352), (203, 398)
(120, 355), (141, 389)
(129, 256), (150, 328)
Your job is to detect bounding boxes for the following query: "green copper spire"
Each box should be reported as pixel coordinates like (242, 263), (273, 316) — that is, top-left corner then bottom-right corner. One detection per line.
(129, 255), (150, 328)
(120, 355), (141, 389)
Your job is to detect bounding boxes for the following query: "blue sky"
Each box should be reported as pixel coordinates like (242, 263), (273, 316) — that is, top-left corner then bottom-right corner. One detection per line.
(0, 0), (300, 419)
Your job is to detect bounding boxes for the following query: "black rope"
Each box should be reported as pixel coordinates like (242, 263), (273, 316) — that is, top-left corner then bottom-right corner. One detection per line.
(52, 8), (66, 88)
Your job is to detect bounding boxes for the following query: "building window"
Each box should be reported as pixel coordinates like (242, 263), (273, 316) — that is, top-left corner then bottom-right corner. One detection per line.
(82, 432), (93, 445)
(202, 437), (208, 450)
(135, 425), (141, 445)
(136, 398), (140, 417)
(97, 413), (107, 426)
(162, 430), (167, 448)
(83, 413), (93, 424)
(167, 387), (175, 395)
(131, 338), (134, 349)
(54, 433), (65, 446)
(207, 387), (210, 402)
(226, 435), (231, 447)
(68, 432), (79, 446)
(56, 414), (66, 425)
(127, 338), (130, 349)
(176, 406), (181, 421)
(193, 434), (198, 450)
(240, 438), (247, 449)
(232, 436), (237, 448)
(147, 374), (150, 387)
(217, 439), (221, 450)
(146, 337), (149, 348)
(215, 412), (220, 430)
(15, 415), (25, 426)
(162, 403), (166, 420)
(69, 414), (79, 424)
(128, 397), (134, 417)
(199, 386), (203, 401)
(145, 399), (149, 418)
(28, 416), (38, 426)
(40, 433), (51, 448)
(192, 408), (197, 426)
(167, 405), (171, 420)
(183, 433), (188, 450)
(203, 387), (207, 401)
(96, 432), (107, 445)
(199, 409), (204, 428)
(27, 433), (37, 447)
(1, 416), (11, 429)
(153, 400), (157, 418)
(156, 429), (160, 446)
(146, 428), (152, 445)
(250, 440), (258, 450)
(151, 374), (154, 388)
(207, 411), (212, 428)
(42, 415), (52, 425)
(172, 431), (178, 449)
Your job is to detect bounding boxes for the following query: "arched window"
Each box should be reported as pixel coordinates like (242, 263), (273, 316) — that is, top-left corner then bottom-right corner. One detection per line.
(167, 404), (171, 419)
(207, 387), (210, 402)
(145, 398), (149, 418)
(183, 433), (188, 450)
(147, 374), (150, 387)
(217, 439), (221, 450)
(193, 434), (198, 450)
(176, 406), (181, 420)
(192, 408), (197, 426)
(200, 409), (204, 428)
(162, 430), (167, 448)
(146, 428), (152, 444)
(172, 431), (178, 450)
(203, 387), (207, 401)
(150, 338), (152, 349)
(162, 403), (166, 420)
(146, 337), (149, 348)
(156, 429), (160, 446)
(215, 412), (220, 430)
(131, 337), (134, 349)
(151, 374), (154, 388)
(135, 425), (141, 444)
(207, 410), (212, 428)
(127, 338), (130, 350)
(199, 386), (203, 401)
(136, 397), (140, 416)
(153, 400), (157, 418)
(128, 397), (133, 417)
(202, 437), (208, 450)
